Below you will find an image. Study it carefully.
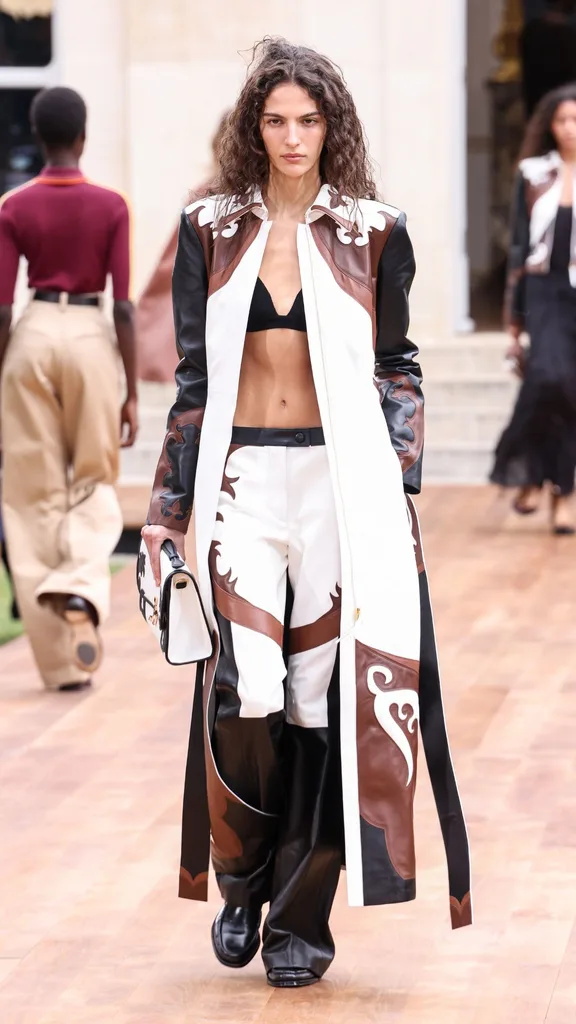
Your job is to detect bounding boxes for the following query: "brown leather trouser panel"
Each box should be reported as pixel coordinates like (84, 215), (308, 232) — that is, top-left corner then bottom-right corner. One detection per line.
(0, 301), (123, 688)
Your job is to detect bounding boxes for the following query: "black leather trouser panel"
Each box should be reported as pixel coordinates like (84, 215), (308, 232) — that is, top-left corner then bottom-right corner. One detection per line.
(212, 606), (343, 973)
(212, 609), (282, 908)
(261, 723), (343, 978)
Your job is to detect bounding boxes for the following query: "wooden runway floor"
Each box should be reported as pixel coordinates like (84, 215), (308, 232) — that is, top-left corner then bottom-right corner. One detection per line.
(1, 486), (575, 1023)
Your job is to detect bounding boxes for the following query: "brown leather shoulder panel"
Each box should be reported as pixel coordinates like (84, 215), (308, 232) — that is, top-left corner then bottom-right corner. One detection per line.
(310, 219), (373, 318)
(209, 215), (262, 296)
(186, 202), (213, 274)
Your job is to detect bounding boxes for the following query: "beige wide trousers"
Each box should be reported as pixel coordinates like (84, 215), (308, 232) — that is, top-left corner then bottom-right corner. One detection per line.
(0, 300), (123, 689)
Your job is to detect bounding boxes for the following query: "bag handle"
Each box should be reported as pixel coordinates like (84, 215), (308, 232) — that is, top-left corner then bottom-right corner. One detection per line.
(162, 539), (186, 570)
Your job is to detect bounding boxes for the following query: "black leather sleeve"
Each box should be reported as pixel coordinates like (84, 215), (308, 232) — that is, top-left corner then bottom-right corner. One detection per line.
(147, 211), (209, 532)
(374, 213), (424, 495)
(503, 171), (529, 329)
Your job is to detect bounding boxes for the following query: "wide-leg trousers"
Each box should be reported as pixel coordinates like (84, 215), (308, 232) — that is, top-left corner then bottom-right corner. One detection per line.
(209, 426), (344, 976)
(0, 300), (123, 689)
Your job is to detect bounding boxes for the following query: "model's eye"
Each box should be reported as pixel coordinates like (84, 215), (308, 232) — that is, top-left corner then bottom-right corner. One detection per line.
(303, 118), (319, 126)
(265, 118), (283, 126)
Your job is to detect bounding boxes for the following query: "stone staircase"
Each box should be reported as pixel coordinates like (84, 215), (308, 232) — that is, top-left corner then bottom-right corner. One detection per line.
(120, 332), (518, 506)
(419, 331), (517, 483)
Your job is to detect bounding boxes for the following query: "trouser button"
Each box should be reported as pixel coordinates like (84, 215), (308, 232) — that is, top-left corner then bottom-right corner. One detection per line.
(295, 432), (305, 443)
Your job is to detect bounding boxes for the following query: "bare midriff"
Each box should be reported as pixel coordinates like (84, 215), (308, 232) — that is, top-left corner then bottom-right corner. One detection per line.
(234, 215), (321, 428)
(234, 327), (321, 427)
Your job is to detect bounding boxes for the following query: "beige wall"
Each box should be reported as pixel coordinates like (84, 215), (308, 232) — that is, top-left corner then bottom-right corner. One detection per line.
(54, 0), (468, 338)
(379, 0), (469, 334)
(54, 0), (126, 190)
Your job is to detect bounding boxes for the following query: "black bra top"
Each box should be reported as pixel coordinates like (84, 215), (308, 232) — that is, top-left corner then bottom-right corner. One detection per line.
(246, 277), (307, 333)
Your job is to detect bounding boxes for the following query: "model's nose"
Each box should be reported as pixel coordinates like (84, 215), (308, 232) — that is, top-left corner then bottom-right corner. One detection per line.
(286, 122), (299, 147)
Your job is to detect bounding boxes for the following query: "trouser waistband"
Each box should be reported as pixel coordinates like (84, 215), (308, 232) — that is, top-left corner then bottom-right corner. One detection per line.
(33, 290), (101, 307)
(230, 426), (325, 447)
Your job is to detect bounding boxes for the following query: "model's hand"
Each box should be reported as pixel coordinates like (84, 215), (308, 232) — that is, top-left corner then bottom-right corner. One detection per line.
(120, 397), (139, 448)
(141, 524), (186, 585)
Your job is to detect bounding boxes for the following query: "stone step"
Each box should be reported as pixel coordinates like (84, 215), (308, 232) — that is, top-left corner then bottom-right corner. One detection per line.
(136, 405), (515, 448)
(425, 405), (510, 445)
(136, 337), (511, 383)
(136, 379), (518, 445)
(120, 441), (161, 484)
(125, 341), (516, 486)
(121, 437), (498, 489)
(137, 339), (512, 399)
(422, 443), (493, 484)
(136, 407), (168, 444)
(137, 381), (175, 405)
(425, 373), (517, 408)
(136, 351), (516, 407)
(418, 333), (508, 375)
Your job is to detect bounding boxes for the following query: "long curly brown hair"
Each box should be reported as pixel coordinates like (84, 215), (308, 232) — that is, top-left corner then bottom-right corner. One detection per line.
(519, 83), (576, 161)
(212, 37), (376, 205)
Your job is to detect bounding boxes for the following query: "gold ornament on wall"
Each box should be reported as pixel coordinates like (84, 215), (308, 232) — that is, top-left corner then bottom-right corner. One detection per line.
(491, 0), (524, 83)
(0, 0), (52, 16)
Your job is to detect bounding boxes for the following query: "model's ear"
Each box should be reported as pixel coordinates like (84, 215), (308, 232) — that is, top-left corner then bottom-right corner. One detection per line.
(74, 132), (86, 158)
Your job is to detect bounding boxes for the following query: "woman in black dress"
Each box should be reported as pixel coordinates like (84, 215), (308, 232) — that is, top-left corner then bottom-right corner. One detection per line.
(491, 84), (576, 534)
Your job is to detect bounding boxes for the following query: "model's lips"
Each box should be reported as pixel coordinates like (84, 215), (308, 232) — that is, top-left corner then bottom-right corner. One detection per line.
(282, 154), (305, 162)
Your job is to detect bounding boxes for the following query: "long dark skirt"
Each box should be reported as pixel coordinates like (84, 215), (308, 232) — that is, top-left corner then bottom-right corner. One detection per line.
(491, 273), (576, 496)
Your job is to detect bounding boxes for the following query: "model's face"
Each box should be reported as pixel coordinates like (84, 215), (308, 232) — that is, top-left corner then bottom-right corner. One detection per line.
(551, 100), (576, 154)
(260, 83), (326, 181)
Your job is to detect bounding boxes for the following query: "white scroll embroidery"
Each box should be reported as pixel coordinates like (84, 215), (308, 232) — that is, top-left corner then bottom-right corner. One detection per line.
(367, 666), (419, 786)
(334, 201), (400, 249)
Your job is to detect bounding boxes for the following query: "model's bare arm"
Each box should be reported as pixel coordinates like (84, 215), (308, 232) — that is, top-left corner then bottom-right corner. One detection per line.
(113, 299), (138, 448)
(0, 306), (11, 379)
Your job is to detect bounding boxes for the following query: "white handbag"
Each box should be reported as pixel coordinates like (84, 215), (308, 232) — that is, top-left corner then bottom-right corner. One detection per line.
(136, 538), (213, 665)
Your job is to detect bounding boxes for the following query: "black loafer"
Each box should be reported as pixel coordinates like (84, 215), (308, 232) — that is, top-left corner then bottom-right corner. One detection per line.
(211, 904), (261, 968)
(267, 967), (320, 988)
(58, 680), (92, 693)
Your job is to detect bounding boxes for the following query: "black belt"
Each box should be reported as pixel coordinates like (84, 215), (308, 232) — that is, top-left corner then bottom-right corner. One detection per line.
(230, 426), (325, 447)
(33, 290), (100, 307)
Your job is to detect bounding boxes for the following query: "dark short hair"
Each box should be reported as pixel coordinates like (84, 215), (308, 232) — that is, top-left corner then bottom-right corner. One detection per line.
(30, 86), (87, 147)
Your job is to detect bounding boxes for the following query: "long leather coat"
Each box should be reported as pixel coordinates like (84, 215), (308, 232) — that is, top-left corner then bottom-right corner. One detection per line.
(146, 184), (472, 928)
